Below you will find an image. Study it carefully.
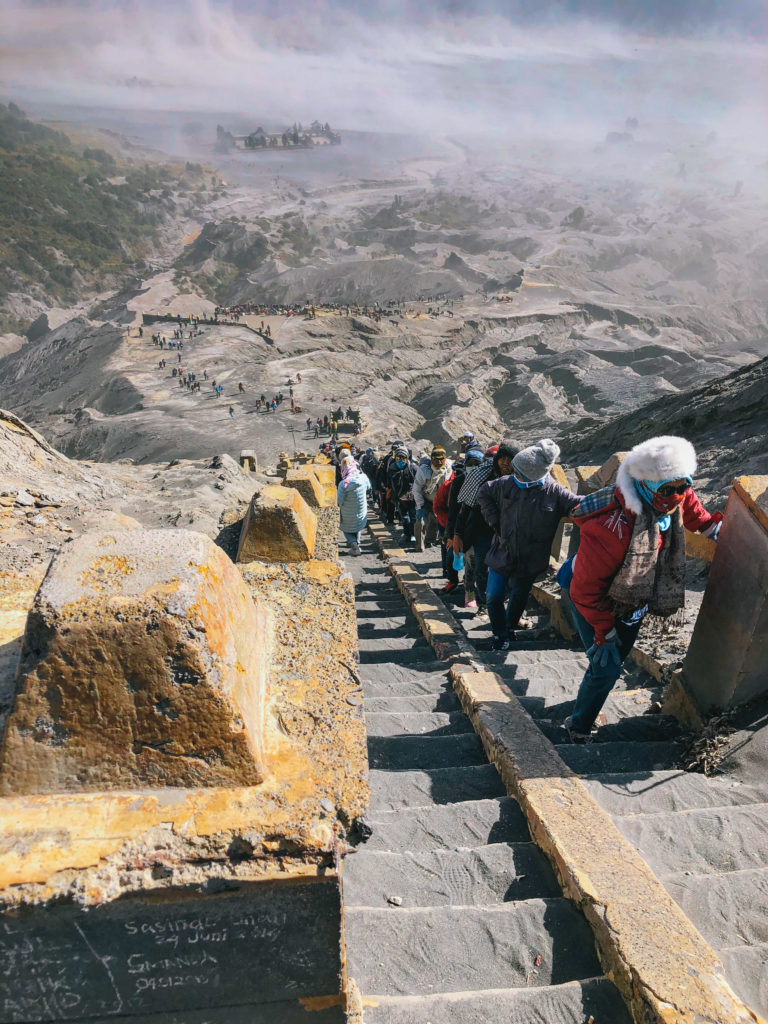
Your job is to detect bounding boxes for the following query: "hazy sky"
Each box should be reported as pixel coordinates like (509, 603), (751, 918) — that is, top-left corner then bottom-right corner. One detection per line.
(1, 0), (766, 142)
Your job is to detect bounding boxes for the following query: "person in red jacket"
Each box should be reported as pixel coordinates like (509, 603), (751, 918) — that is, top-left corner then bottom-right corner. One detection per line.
(560, 435), (722, 742)
(433, 461), (459, 593)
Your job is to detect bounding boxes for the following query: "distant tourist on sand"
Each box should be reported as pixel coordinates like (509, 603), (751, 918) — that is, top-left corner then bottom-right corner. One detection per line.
(229, 406), (235, 419)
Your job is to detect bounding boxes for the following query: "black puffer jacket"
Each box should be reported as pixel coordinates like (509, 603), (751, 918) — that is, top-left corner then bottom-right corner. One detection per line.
(478, 474), (579, 576)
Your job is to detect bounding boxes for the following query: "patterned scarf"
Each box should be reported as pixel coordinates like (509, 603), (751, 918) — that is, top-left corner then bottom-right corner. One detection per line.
(341, 461), (361, 489)
(608, 505), (686, 618)
(457, 460), (494, 506)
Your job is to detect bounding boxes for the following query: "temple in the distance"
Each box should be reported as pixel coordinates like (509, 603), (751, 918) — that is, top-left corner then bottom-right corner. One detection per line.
(217, 120), (341, 152)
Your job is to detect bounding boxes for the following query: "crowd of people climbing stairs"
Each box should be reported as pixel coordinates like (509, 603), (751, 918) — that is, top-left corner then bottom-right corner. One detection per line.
(329, 430), (723, 745)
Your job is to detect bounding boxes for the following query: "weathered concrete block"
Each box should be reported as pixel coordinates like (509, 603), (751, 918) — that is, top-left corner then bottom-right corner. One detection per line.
(307, 463), (337, 506)
(237, 485), (317, 563)
(315, 506), (341, 562)
(575, 465), (600, 494)
(0, 878), (343, 1022)
(284, 467), (325, 509)
(549, 464), (571, 559)
(239, 449), (257, 472)
(586, 452), (627, 490)
(682, 476), (768, 711)
(0, 530), (271, 795)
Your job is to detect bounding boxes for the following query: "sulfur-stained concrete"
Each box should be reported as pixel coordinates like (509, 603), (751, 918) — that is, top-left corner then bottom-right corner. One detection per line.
(0, 530), (272, 795)
(237, 484), (317, 562)
(238, 558), (369, 834)
(284, 466), (326, 508)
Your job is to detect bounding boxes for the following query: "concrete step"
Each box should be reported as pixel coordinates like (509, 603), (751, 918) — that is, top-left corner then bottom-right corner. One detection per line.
(358, 635), (431, 654)
(357, 620), (419, 640)
(358, 660), (448, 694)
(368, 733), (487, 771)
(344, 900), (603, 996)
(664, 866), (768, 950)
(536, 714), (685, 745)
(616, 803), (768, 877)
(364, 711), (475, 737)
(492, 662), (589, 705)
(720, 941), (768, 1018)
(363, 798), (530, 852)
(344, 843), (560, 907)
(369, 765), (507, 810)
(359, 977), (632, 1024)
(581, 770), (768, 817)
(365, 691), (463, 715)
(359, 641), (433, 665)
(488, 649), (588, 670)
(557, 741), (683, 775)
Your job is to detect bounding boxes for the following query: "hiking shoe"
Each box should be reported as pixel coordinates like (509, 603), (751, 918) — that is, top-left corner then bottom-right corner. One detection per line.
(441, 582), (458, 594)
(349, 543), (361, 556)
(564, 716), (593, 745)
(474, 606), (489, 621)
(491, 637), (510, 652)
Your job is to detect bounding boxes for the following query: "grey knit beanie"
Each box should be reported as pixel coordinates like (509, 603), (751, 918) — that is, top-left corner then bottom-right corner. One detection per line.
(512, 438), (560, 480)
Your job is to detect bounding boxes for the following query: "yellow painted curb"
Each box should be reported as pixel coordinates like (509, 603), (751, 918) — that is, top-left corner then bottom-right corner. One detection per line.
(450, 664), (765, 1024)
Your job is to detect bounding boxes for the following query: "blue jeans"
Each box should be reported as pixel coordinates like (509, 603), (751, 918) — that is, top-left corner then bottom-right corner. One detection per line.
(566, 597), (645, 732)
(468, 533), (493, 607)
(344, 530), (360, 545)
(486, 569), (538, 640)
(398, 500), (415, 539)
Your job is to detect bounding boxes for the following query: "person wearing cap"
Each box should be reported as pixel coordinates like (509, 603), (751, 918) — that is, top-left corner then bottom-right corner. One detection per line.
(457, 431), (476, 458)
(388, 444), (419, 542)
(413, 445), (453, 552)
(455, 442), (519, 613)
(478, 439), (578, 651)
(562, 435), (723, 742)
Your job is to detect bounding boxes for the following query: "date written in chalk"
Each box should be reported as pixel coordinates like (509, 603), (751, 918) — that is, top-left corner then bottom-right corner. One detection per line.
(123, 911), (288, 947)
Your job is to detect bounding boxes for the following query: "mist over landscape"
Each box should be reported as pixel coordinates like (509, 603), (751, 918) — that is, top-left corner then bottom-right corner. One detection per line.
(0, 0), (767, 489)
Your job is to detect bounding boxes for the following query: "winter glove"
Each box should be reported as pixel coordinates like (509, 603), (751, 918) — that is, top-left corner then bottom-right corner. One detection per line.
(701, 515), (723, 542)
(587, 628), (621, 671)
(415, 508), (427, 521)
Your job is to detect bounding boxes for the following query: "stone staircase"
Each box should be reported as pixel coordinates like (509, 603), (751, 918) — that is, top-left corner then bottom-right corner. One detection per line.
(391, 539), (768, 1018)
(342, 533), (632, 1023)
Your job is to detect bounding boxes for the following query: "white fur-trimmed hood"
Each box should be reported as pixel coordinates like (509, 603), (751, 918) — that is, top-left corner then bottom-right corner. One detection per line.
(616, 435), (697, 515)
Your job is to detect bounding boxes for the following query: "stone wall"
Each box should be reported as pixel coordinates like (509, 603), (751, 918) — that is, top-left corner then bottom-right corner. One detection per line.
(682, 476), (768, 711)
(0, 477), (366, 1021)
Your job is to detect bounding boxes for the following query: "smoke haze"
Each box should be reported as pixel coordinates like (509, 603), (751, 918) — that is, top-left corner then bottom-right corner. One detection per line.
(1, 0), (766, 149)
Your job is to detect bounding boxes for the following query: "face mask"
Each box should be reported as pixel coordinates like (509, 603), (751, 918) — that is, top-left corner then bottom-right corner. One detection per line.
(395, 459), (406, 469)
(513, 474), (546, 489)
(652, 492), (686, 514)
(636, 478), (691, 516)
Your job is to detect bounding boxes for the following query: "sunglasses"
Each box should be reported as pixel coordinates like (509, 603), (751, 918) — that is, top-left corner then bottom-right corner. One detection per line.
(657, 482), (690, 497)
(432, 454), (446, 462)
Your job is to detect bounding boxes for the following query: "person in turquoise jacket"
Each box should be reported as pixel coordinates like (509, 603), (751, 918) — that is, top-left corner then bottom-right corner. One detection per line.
(337, 458), (371, 555)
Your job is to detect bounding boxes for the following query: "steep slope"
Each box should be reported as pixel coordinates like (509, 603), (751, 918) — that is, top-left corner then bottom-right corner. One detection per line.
(565, 354), (768, 503)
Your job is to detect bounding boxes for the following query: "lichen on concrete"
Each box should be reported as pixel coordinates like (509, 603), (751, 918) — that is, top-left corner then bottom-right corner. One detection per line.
(0, 529), (272, 795)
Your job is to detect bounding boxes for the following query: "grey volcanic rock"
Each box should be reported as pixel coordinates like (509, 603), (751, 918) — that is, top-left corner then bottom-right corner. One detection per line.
(567, 354), (768, 504)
